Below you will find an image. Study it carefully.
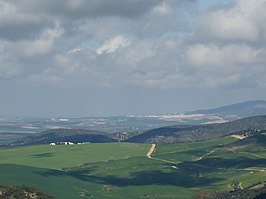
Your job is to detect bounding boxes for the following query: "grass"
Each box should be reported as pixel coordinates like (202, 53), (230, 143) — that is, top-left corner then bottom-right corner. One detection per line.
(152, 137), (237, 163)
(0, 143), (150, 170)
(154, 137), (236, 154)
(0, 136), (265, 199)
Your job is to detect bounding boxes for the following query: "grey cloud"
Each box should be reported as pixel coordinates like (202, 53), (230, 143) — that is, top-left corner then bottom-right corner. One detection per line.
(0, 0), (161, 41)
(1, 0), (266, 91)
(0, 1), (52, 41)
(0, 22), (51, 41)
(11, 0), (161, 19)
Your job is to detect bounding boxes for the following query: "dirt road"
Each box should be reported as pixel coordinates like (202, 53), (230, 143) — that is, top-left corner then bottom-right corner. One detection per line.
(146, 144), (177, 164)
(146, 144), (156, 158)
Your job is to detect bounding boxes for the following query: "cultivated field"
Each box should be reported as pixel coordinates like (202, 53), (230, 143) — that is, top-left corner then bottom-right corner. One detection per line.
(0, 136), (265, 199)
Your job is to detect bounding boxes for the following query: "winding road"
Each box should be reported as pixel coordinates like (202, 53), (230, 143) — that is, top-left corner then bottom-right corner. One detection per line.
(146, 144), (178, 164)
(146, 144), (156, 158)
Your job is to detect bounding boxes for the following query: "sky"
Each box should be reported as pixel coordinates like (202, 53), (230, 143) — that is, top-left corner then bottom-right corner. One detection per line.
(0, 0), (266, 117)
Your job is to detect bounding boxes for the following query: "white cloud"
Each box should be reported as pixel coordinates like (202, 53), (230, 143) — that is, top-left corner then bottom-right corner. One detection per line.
(54, 54), (83, 75)
(123, 40), (156, 66)
(180, 0), (266, 89)
(20, 23), (64, 57)
(199, 10), (259, 42)
(186, 44), (261, 69)
(152, 2), (172, 15)
(185, 42), (266, 88)
(67, 48), (81, 54)
(197, 0), (266, 42)
(96, 35), (131, 55)
(41, 23), (64, 40)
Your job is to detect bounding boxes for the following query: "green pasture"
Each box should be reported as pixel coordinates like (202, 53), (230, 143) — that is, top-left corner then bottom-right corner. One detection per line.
(0, 143), (150, 169)
(153, 136), (237, 162)
(0, 136), (265, 199)
(154, 137), (236, 154)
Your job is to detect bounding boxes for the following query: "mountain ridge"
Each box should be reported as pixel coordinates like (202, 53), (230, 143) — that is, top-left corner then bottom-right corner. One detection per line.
(187, 100), (266, 118)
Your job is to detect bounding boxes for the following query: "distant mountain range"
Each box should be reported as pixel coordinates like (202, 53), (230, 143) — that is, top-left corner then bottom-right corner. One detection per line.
(1, 100), (266, 135)
(188, 100), (266, 118)
(124, 100), (266, 126)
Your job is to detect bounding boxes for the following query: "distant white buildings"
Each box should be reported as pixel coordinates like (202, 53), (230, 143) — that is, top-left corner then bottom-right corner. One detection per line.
(49, 141), (92, 145)
(49, 142), (74, 145)
(66, 142), (74, 145)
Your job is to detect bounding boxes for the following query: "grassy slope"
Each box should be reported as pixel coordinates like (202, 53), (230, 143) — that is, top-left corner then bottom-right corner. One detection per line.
(0, 136), (265, 199)
(0, 143), (149, 170)
(0, 143), (151, 199)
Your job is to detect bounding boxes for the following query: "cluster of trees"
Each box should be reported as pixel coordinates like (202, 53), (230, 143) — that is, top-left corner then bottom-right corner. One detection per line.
(193, 182), (266, 199)
(0, 185), (55, 199)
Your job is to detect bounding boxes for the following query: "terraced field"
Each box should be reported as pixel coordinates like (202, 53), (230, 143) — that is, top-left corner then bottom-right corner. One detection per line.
(0, 135), (265, 199)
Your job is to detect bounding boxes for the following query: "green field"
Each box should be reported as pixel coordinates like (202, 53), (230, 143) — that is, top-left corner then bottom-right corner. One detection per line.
(0, 143), (149, 170)
(0, 136), (265, 199)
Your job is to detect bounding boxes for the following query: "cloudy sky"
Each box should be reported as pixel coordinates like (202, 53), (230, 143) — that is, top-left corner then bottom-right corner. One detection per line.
(1, 0), (266, 117)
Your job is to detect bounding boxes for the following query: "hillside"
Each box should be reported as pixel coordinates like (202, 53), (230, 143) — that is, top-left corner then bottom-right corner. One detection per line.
(227, 131), (266, 148)
(15, 128), (115, 145)
(188, 100), (266, 118)
(127, 115), (266, 143)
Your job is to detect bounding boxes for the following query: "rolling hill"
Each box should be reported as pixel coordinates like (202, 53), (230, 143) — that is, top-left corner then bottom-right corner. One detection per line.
(127, 115), (266, 143)
(227, 130), (266, 148)
(15, 128), (115, 145)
